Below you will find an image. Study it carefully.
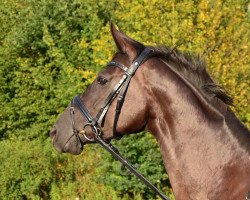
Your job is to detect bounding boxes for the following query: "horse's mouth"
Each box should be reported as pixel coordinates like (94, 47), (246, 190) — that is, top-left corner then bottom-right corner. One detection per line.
(52, 140), (83, 155)
(61, 134), (83, 155)
(63, 142), (83, 155)
(50, 130), (83, 155)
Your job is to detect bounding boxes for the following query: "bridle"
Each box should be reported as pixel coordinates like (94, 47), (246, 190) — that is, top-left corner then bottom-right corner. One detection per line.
(69, 47), (170, 200)
(71, 47), (153, 141)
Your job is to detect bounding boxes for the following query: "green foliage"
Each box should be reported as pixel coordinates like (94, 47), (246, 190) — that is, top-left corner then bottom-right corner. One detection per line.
(0, 0), (248, 199)
(0, 0), (113, 139)
(0, 139), (53, 199)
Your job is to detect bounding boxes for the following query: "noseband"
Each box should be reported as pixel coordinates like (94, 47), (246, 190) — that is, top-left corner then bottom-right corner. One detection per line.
(70, 47), (153, 142)
(69, 47), (170, 200)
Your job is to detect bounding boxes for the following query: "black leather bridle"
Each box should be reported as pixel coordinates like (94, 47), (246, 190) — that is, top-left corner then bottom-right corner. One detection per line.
(69, 47), (170, 200)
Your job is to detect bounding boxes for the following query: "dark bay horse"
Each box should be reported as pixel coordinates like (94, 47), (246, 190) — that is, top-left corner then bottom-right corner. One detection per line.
(50, 24), (250, 200)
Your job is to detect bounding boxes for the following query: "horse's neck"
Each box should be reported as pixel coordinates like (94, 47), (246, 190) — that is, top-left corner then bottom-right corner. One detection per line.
(144, 60), (250, 199)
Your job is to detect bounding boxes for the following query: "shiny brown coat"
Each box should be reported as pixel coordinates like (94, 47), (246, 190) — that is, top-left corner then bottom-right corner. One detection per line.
(51, 24), (250, 200)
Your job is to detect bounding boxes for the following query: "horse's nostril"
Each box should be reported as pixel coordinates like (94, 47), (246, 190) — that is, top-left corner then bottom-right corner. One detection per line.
(50, 127), (57, 139)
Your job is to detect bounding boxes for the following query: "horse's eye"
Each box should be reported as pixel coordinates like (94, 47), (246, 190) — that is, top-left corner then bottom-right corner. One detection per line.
(97, 76), (108, 85)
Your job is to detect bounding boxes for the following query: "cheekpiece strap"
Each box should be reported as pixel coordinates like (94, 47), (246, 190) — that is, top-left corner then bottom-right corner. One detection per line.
(127, 48), (153, 76)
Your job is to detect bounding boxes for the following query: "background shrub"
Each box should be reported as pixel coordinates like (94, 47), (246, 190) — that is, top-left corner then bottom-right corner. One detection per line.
(0, 0), (248, 199)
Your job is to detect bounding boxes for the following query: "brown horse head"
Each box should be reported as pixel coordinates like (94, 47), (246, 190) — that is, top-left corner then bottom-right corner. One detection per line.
(50, 24), (250, 199)
(50, 24), (150, 155)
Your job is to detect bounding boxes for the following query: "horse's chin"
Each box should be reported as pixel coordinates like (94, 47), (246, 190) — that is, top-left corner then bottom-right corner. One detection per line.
(53, 139), (83, 155)
(63, 142), (83, 155)
(63, 145), (83, 155)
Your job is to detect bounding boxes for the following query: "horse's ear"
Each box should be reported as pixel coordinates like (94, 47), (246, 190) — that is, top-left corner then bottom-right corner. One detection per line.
(110, 23), (144, 60)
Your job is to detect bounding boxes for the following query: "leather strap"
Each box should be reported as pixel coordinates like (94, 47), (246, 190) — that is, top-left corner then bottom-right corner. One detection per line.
(73, 96), (94, 124)
(95, 135), (170, 200)
(107, 61), (128, 72)
(69, 47), (170, 200)
(111, 48), (153, 138)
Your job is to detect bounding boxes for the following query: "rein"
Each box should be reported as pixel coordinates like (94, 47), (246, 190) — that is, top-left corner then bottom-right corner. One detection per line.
(70, 48), (170, 200)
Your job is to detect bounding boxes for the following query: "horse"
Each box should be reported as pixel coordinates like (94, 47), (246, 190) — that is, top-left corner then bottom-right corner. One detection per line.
(50, 23), (250, 200)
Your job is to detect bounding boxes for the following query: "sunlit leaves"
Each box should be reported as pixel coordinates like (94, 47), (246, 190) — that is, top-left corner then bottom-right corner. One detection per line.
(0, 0), (249, 199)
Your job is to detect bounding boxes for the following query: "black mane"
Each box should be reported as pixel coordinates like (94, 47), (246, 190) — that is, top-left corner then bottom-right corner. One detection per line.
(149, 46), (233, 105)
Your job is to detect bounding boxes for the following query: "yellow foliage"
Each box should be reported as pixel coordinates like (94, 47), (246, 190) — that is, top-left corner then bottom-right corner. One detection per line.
(78, 38), (88, 49)
(87, 0), (249, 128)
(81, 69), (96, 84)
